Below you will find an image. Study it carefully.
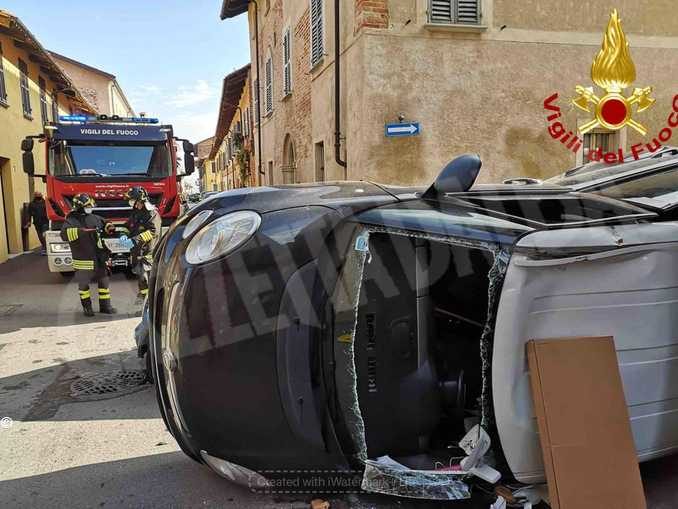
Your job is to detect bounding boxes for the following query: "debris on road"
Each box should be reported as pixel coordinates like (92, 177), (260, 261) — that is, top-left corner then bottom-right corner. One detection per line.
(310, 499), (330, 509)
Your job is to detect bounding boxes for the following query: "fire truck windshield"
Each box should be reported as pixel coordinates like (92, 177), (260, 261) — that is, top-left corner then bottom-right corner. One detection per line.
(49, 141), (171, 178)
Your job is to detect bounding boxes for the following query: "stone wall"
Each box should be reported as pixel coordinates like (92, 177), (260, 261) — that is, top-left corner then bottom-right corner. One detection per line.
(494, 0), (678, 37)
(352, 31), (678, 184)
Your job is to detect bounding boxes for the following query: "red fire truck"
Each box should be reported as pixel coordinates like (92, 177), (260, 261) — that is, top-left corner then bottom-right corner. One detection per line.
(21, 115), (194, 275)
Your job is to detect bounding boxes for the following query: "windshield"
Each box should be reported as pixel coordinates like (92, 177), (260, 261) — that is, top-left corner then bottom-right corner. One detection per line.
(591, 165), (678, 209)
(49, 141), (171, 178)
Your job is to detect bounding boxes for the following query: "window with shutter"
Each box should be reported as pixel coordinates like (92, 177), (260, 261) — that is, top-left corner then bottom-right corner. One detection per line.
(253, 79), (260, 125)
(581, 131), (618, 164)
(310, 0), (324, 67)
(265, 55), (273, 115)
(283, 27), (292, 95)
(39, 77), (48, 125)
(429, 0), (480, 24)
(19, 59), (32, 118)
(0, 43), (7, 105)
(243, 107), (249, 136)
(51, 91), (58, 121)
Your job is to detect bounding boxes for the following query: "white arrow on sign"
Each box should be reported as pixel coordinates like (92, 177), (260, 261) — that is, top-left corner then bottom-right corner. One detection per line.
(388, 124), (418, 134)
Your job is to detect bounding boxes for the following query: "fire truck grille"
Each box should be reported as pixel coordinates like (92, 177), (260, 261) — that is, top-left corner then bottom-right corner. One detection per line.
(63, 195), (162, 219)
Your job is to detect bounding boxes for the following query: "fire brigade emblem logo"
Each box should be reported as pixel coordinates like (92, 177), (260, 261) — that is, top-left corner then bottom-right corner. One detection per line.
(572, 9), (655, 135)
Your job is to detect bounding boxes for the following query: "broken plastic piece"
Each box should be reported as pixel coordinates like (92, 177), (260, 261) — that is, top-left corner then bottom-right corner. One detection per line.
(512, 484), (549, 506)
(490, 495), (507, 509)
(459, 424), (492, 470)
(469, 464), (501, 484)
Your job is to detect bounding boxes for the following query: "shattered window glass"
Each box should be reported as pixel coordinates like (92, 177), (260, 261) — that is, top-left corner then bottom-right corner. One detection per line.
(362, 457), (471, 500)
(331, 226), (512, 499)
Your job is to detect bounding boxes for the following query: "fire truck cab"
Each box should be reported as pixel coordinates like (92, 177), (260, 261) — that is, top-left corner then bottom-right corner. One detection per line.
(21, 115), (194, 274)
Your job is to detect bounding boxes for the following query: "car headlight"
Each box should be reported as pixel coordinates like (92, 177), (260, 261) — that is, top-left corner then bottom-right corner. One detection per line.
(50, 243), (71, 254)
(185, 211), (261, 265)
(182, 210), (213, 239)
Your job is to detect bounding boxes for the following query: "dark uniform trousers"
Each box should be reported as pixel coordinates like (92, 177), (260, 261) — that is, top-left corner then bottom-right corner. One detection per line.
(130, 232), (154, 297)
(74, 267), (111, 305)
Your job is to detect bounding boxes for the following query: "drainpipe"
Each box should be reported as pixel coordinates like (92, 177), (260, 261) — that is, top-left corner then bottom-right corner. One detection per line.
(252, 0), (264, 184)
(334, 0), (347, 175)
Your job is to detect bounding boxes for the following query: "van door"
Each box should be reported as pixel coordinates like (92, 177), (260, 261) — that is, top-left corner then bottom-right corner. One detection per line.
(493, 222), (678, 483)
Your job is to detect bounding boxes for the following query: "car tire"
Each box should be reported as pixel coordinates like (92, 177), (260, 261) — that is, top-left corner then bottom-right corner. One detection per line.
(59, 271), (74, 279)
(124, 269), (137, 280)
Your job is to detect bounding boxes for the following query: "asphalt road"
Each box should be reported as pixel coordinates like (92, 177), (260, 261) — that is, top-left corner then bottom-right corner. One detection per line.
(0, 251), (676, 508)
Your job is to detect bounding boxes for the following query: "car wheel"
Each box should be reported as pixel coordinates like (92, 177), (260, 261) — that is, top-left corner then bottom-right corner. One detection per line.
(124, 269), (137, 280)
(59, 271), (74, 279)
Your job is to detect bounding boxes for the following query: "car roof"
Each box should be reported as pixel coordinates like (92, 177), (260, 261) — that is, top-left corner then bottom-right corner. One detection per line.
(548, 147), (678, 189)
(468, 183), (570, 194)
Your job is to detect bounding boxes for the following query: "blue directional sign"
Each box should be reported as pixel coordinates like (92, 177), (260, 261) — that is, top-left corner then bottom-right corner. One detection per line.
(385, 122), (421, 137)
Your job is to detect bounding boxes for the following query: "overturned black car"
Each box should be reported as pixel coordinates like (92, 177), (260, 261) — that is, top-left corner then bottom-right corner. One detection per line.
(144, 155), (678, 498)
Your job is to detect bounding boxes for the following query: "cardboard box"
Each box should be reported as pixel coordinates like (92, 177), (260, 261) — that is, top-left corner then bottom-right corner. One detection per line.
(527, 337), (646, 509)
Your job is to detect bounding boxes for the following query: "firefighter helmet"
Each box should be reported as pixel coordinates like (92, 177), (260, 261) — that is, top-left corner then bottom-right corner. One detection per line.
(72, 193), (95, 211)
(125, 186), (149, 203)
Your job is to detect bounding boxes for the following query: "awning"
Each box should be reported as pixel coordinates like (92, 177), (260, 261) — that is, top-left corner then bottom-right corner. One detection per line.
(209, 64), (251, 159)
(220, 0), (249, 20)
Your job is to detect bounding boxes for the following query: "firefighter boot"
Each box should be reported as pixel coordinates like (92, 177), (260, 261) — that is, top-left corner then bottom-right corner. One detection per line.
(98, 288), (117, 314)
(99, 300), (118, 314)
(81, 298), (95, 317)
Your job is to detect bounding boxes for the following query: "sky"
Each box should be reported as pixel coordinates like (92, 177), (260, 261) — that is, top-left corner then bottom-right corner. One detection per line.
(2, 0), (250, 143)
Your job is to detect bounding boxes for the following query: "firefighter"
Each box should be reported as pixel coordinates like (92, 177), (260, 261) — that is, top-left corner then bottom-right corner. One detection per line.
(60, 193), (117, 317)
(121, 187), (160, 305)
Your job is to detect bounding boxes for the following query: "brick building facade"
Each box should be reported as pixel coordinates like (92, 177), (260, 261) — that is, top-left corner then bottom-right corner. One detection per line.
(222, 0), (678, 186)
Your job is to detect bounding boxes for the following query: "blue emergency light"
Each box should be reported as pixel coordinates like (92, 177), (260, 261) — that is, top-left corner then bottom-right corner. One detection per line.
(129, 117), (159, 124)
(59, 115), (88, 122)
(58, 115), (159, 124)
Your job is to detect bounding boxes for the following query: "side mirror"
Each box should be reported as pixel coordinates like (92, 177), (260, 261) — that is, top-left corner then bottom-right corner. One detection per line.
(182, 140), (195, 176)
(422, 153), (482, 199)
(22, 137), (35, 176)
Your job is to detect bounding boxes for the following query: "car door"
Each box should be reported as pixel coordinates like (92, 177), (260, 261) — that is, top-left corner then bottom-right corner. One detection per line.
(493, 221), (678, 483)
